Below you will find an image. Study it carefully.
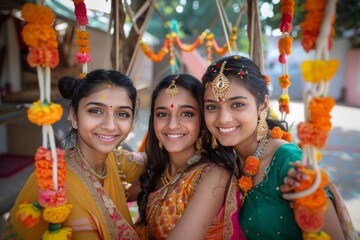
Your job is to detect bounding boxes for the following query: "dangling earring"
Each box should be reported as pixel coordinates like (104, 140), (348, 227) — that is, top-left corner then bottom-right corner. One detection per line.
(257, 110), (268, 142)
(159, 142), (163, 150)
(211, 135), (218, 149)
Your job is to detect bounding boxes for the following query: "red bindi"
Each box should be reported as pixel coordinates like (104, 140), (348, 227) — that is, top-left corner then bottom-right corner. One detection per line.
(170, 103), (174, 108)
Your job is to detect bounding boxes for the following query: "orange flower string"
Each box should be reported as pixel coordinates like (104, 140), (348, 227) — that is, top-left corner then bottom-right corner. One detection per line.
(173, 31), (206, 52)
(139, 36), (169, 62)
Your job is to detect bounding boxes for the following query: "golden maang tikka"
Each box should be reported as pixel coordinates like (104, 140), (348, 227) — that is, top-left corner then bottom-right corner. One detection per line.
(211, 61), (230, 103)
(165, 76), (180, 97)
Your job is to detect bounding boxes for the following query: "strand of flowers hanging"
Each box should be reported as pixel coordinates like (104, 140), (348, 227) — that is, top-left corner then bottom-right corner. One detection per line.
(18, 3), (73, 239)
(277, 0), (295, 120)
(73, 0), (91, 78)
(139, 28), (237, 65)
(282, 1), (339, 239)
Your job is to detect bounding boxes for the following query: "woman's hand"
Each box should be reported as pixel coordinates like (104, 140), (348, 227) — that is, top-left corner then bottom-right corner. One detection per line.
(280, 161), (309, 193)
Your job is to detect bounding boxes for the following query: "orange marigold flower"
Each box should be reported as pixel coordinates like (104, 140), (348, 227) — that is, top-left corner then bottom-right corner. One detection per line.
(281, 5), (294, 15)
(297, 122), (328, 149)
(271, 126), (284, 139)
(282, 131), (293, 142)
(294, 204), (326, 233)
(278, 36), (293, 55)
(22, 24), (58, 48)
(27, 46), (59, 69)
(243, 156), (260, 176)
(309, 97), (335, 132)
(278, 74), (291, 89)
(262, 75), (271, 86)
(22, 3), (55, 25)
(238, 176), (254, 193)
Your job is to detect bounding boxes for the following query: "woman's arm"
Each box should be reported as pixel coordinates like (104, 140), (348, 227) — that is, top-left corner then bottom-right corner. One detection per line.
(167, 165), (230, 240)
(323, 199), (345, 240)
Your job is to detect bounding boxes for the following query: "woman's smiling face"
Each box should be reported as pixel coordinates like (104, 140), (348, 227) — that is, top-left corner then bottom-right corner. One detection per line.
(204, 79), (259, 148)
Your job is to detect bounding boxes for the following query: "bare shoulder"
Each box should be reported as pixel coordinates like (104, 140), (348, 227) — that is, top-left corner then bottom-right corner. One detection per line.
(200, 164), (230, 186)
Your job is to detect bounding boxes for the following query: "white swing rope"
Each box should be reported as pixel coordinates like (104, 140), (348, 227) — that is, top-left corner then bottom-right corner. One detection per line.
(34, 0), (59, 190)
(215, 0), (232, 55)
(283, 0), (337, 200)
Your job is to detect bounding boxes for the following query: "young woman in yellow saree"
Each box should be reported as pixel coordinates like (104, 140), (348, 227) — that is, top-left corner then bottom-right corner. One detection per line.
(2, 69), (145, 239)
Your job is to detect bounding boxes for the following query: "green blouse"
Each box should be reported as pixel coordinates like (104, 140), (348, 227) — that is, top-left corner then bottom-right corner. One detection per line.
(238, 143), (303, 239)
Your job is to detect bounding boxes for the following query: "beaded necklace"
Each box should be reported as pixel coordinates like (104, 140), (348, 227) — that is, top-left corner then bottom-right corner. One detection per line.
(76, 145), (109, 180)
(238, 133), (270, 203)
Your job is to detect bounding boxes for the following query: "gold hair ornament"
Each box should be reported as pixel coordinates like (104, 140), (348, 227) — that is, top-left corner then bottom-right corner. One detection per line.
(165, 76), (180, 97)
(211, 61), (230, 103)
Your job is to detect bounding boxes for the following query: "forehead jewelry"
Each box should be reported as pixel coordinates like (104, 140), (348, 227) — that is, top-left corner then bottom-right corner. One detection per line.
(165, 76), (180, 97)
(211, 61), (230, 103)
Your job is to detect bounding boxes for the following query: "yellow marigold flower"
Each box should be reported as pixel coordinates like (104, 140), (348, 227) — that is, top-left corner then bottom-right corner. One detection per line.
(16, 202), (42, 228)
(27, 101), (63, 126)
(42, 225), (72, 239)
(301, 59), (340, 83)
(303, 230), (330, 240)
(43, 204), (73, 223)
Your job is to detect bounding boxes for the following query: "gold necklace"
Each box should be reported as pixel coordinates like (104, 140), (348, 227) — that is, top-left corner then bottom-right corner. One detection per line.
(160, 150), (202, 186)
(76, 146), (109, 180)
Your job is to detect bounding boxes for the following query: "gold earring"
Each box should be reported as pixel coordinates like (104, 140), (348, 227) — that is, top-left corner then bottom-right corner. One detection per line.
(196, 137), (202, 151)
(211, 135), (218, 149)
(159, 142), (163, 150)
(257, 110), (268, 142)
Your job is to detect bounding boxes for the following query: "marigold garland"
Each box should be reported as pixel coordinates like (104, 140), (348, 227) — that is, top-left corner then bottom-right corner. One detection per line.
(139, 27), (237, 66)
(21, 3), (59, 68)
(300, 0), (334, 52)
(27, 101), (63, 126)
(291, 1), (338, 237)
(277, 0), (295, 119)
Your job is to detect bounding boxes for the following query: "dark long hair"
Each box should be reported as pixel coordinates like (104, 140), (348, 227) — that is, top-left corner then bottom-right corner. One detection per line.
(137, 73), (237, 226)
(58, 69), (137, 148)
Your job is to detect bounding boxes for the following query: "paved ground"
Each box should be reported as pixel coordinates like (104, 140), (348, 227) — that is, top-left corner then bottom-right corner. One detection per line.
(1, 99), (359, 235)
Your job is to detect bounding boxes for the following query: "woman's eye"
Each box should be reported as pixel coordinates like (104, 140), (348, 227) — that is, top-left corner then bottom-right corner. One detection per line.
(232, 102), (244, 108)
(181, 112), (194, 117)
(205, 105), (217, 111)
(156, 112), (168, 118)
(117, 112), (130, 118)
(88, 109), (102, 114)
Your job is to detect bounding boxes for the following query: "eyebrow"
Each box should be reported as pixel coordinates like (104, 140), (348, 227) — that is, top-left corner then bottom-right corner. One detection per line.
(205, 96), (247, 103)
(85, 102), (133, 111)
(155, 104), (197, 111)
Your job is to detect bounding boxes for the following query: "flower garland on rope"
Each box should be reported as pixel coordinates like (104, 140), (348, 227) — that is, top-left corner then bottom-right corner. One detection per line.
(138, 27), (238, 66)
(277, 0), (295, 120)
(73, 0), (91, 78)
(283, 1), (339, 239)
(18, 3), (73, 239)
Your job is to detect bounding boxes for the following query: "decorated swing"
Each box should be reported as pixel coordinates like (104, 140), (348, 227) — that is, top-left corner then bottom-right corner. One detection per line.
(9, 0), (357, 239)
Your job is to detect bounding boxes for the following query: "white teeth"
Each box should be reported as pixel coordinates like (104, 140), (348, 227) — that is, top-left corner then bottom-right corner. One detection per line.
(98, 134), (115, 139)
(166, 134), (183, 139)
(219, 127), (236, 133)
